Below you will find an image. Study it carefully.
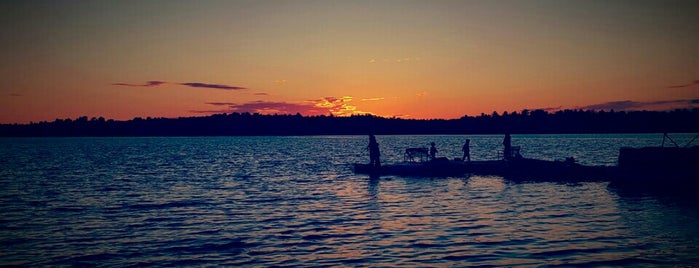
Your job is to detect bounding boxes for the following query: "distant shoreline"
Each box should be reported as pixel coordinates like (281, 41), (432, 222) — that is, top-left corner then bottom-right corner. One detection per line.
(1, 109), (698, 137)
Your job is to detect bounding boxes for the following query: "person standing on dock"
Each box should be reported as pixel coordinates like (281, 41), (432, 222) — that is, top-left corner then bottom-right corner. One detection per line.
(430, 142), (438, 161)
(503, 133), (512, 160)
(368, 135), (381, 168)
(462, 139), (471, 161)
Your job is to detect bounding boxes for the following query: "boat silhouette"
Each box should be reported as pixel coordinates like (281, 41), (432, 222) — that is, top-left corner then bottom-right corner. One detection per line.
(355, 133), (699, 189)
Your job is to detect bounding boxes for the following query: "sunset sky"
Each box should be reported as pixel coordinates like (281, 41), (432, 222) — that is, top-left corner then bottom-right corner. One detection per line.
(1, 0), (698, 123)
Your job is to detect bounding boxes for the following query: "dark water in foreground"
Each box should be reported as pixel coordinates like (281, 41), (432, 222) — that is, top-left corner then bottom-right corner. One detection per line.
(1, 134), (698, 266)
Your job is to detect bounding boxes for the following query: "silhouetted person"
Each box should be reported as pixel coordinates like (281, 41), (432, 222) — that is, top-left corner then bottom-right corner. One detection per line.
(462, 139), (471, 161)
(429, 142), (438, 161)
(368, 135), (381, 168)
(503, 133), (512, 160)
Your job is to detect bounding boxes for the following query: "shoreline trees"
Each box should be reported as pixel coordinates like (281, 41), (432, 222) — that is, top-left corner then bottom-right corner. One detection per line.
(1, 109), (697, 137)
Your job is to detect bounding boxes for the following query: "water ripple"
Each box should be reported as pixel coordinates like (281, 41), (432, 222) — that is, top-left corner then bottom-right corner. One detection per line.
(1, 136), (698, 266)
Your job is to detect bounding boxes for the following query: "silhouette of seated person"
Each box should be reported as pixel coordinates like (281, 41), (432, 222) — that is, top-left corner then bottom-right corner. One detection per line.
(368, 134), (381, 168)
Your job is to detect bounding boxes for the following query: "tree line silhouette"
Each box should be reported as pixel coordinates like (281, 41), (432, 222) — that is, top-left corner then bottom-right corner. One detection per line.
(1, 109), (698, 137)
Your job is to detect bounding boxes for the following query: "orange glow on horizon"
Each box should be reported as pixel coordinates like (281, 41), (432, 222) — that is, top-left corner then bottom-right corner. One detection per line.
(1, 1), (698, 124)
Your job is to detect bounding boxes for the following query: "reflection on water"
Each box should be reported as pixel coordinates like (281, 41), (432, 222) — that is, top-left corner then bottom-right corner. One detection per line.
(0, 135), (698, 266)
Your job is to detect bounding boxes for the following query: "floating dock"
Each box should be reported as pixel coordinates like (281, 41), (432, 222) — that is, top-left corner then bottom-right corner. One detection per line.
(354, 146), (699, 191)
(354, 157), (612, 181)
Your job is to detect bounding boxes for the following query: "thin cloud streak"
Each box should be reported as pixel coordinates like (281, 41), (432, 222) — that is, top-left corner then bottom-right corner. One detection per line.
(112, 81), (167, 87)
(578, 99), (699, 111)
(526, 99), (699, 113)
(668, 80), (699, 88)
(205, 102), (237, 106)
(179, 82), (245, 90)
(527, 106), (563, 112)
(112, 81), (245, 90)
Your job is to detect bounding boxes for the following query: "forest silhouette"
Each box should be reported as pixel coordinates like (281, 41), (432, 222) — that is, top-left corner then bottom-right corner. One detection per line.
(1, 109), (698, 137)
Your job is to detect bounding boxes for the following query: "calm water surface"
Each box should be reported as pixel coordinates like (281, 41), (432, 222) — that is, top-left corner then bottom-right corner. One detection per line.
(1, 134), (698, 266)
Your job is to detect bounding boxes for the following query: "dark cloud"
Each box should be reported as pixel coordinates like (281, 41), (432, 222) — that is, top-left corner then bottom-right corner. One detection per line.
(578, 99), (698, 111)
(10, 93), (23, 97)
(112, 81), (245, 90)
(179, 82), (245, 90)
(112, 81), (168, 87)
(580, 100), (641, 111)
(190, 109), (231, 114)
(205, 102), (237, 106)
(253, 92), (269, 96)
(668, 80), (699, 88)
(535, 106), (563, 112)
(219, 101), (325, 115)
(192, 102), (314, 115)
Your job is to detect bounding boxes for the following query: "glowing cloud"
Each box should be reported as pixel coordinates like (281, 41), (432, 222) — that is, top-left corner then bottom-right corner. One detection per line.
(309, 96), (363, 116)
(361, 97), (385, 101)
(198, 96), (372, 116)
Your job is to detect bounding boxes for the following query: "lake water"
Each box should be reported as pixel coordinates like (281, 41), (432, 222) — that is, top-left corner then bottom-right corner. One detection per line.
(1, 134), (698, 266)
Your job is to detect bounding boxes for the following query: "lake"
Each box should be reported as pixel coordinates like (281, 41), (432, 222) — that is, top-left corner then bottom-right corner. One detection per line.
(1, 134), (698, 266)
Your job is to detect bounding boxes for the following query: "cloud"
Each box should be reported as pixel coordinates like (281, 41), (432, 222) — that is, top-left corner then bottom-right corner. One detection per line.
(9, 93), (22, 97)
(197, 96), (373, 116)
(113, 80), (245, 90)
(668, 80), (699, 88)
(312, 96), (351, 108)
(190, 109), (232, 114)
(205, 102), (237, 106)
(179, 82), (245, 90)
(205, 101), (324, 115)
(112, 81), (167, 87)
(580, 100), (640, 111)
(416, 91), (428, 97)
(253, 92), (269, 96)
(308, 96), (364, 116)
(526, 106), (563, 112)
(577, 99), (699, 111)
(361, 97), (385, 101)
